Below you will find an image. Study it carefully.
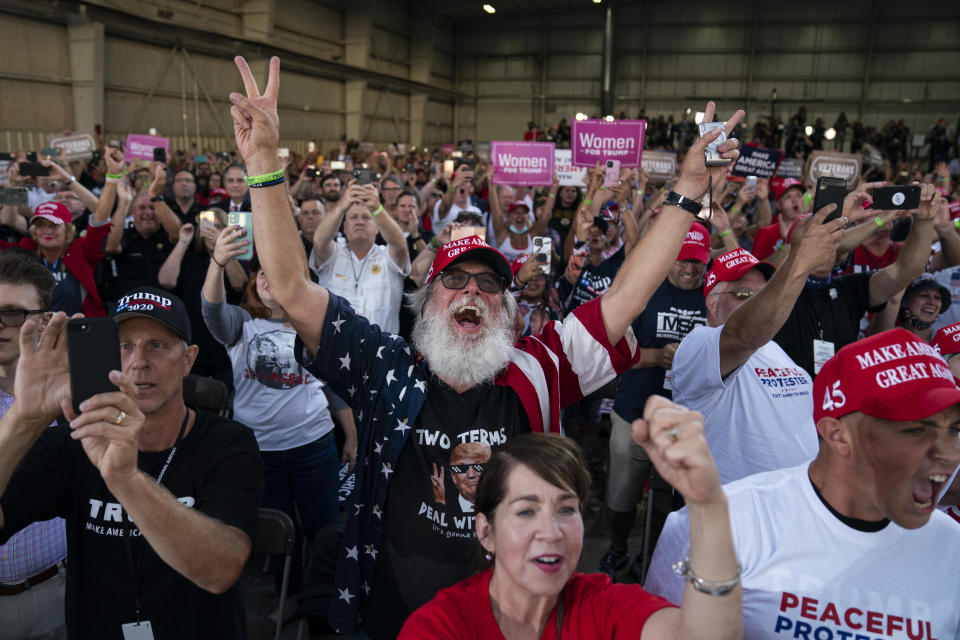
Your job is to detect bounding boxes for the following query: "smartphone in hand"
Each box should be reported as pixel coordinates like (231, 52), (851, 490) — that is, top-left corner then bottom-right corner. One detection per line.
(813, 177), (846, 223)
(872, 185), (921, 211)
(227, 211), (255, 261)
(67, 318), (121, 414)
(603, 160), (621, 188)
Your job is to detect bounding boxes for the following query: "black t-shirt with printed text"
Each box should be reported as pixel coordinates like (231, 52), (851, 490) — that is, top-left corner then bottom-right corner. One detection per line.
(363, 377), (530, 639)
(0, 409), (263, 640)
(773, 272), (880, 378)
(613, 278), (708, 422)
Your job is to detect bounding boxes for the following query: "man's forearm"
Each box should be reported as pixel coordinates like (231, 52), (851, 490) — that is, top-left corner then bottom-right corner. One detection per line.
(375, 207), (410, 269)
(155, 201), (182, 239)
(933, 224), (960, 270)
(600, 187), (701, 345)
(869, 219), (935, 306)
(69, 179), (99, 211)
(106, 470), (250, 594)
(312, 206), (344, 264)
(719, 255), (807, 377)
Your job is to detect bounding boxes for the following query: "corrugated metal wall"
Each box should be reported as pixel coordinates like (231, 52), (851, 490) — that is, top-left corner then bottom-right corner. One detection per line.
(455, 1), (960, 142)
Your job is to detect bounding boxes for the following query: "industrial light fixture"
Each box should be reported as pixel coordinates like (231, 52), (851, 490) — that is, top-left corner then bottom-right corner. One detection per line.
(824, 128), (837, 141)
(575, 112), (588, 121)
(604, 115), (615, 122)
(482, 4), (495, 13)
(593, 0), (602, 4)
(694, 111), (705, 124)
(148, 127), (157, 136)
(804, 125), (814, 136)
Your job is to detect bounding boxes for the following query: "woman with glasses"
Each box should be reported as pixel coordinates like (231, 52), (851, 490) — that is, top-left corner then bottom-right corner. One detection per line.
(400, 397), (742, 640)
(158, 207), (248, 389)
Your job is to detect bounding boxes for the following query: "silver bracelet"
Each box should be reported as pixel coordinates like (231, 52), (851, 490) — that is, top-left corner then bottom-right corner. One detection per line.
(673, 556), (740, 596)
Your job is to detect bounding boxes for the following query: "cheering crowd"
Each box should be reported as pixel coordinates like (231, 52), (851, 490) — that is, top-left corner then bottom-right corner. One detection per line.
(0, 53), (959, 640)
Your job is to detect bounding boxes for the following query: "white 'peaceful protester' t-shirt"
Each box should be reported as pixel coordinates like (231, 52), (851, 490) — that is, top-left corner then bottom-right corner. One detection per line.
(671, 325), (819, 484)
(646, 464), (960, 640)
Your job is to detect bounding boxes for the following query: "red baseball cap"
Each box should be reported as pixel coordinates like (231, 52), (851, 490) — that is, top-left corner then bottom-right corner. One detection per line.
(771, 177), (806, 201)
(932, 322), (960, 358)
(676, 222), (711, 264)
(424, 235), (513, 286)
(31, 201), (72, 226)
(703, 248), (776, 296)
(507, 201), (530, 213)
(814, 328), (960, 423)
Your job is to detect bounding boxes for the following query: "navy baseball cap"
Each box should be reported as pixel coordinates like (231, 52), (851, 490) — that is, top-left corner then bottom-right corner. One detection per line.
(112, 286), (192, 343)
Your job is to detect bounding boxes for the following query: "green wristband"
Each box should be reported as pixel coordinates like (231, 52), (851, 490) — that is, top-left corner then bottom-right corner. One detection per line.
(954, 218), (960, 231)
(245, 169), (285, 186)
(105, 173), (123, 180)
(583, 199), (593, 206)
(718, 229), (732, 237)
(874, 216), (885, 228)
(370, 204), (383, 217)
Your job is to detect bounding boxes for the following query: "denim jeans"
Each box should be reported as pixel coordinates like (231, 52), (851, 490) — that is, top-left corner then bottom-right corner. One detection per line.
(260, 432), (340, 596)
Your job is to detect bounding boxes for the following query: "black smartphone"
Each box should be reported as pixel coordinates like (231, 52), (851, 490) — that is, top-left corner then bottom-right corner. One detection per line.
(872, 185), (921, 211)
(90, 150), (102, 164)
(353, 168), (373, 185)
(66, 318), (122, 414)
(26, 151), (37, 162)
(813, 177), (846, 223)
(18, 162), (50, 177)
(305, 166), (319, 179)
(0, 187), (29, 206)
(153, 147), (166, 163)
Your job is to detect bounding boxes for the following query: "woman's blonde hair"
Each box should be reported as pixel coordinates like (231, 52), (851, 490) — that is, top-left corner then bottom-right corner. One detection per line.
(29, 221), (76, 250)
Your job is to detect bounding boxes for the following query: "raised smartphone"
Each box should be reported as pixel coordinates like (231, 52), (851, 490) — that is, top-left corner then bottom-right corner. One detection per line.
(67, 318), (121, 414)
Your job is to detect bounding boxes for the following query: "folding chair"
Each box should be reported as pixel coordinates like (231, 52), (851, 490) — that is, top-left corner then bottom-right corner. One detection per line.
(247, 508), (307, 640)
(183, 374), (232, 417)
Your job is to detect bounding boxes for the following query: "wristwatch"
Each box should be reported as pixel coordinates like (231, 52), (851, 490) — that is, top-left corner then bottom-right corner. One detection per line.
(664, 190), (710, 221)
(150, 194), (165, 203)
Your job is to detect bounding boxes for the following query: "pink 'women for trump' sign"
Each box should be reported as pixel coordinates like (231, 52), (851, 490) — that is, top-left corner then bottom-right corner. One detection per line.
(571, 119), (645, 167)
(491, 141), (555, 186)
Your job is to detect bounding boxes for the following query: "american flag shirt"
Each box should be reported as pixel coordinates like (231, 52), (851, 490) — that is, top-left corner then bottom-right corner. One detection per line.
(0, 390), (67, 583)
(295, 293), (639, 634)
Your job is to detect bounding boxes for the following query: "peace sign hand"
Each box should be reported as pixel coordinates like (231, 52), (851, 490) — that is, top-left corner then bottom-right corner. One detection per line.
(231, 56), (281, 174)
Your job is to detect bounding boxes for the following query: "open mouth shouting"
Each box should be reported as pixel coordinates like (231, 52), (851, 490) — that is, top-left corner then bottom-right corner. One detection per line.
(453, 303), (485, 333)
(913, 473), (950, 512)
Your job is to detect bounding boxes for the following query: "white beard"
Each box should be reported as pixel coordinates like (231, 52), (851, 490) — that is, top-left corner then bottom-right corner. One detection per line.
(412, 291), (515, 389)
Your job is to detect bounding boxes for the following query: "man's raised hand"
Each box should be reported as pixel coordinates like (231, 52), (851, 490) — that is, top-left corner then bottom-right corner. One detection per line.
(231, 56), (281, 173)
(676, 101), (745, 199)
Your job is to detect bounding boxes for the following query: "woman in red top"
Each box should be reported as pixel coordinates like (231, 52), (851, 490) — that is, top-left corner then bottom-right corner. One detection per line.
(0, 149), (120, 317)
(400, 396), (742, 640)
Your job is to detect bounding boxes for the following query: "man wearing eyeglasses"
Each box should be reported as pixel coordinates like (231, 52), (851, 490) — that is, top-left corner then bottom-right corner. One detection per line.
(0, 250), (65, 640)
(670, 208), (845, 484)
(228, 54), (744, 639)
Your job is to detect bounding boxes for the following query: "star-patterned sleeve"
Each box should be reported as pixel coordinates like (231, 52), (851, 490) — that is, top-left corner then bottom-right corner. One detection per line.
(294, 293), (422, 414)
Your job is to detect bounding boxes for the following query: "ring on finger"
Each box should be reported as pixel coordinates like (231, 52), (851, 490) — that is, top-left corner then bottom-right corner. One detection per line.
(115, 410), (126, 425)
(667, 426), (679, 442)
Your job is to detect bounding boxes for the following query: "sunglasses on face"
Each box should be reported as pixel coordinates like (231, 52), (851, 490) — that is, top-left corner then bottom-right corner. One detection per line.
(0, 308), (46, 328)
(450, 463), (485, 474)
(439, 269), (507, 293)
(711, 288), (755, 300)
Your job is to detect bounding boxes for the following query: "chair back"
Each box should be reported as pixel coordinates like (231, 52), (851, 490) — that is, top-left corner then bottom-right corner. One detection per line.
(255, 508), (296, 557)
(183, 374), (231, 416)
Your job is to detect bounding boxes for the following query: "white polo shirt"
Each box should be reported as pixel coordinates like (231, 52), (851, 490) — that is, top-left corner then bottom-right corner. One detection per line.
(310, 238), (410, 334)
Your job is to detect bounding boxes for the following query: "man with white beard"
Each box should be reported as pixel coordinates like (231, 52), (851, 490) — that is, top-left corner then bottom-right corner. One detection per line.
(227, 55), (744, 637)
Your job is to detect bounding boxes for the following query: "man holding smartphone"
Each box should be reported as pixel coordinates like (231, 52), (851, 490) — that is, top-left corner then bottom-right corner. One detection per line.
(0, 287), (263, 638)
(0, 250), (66, 640)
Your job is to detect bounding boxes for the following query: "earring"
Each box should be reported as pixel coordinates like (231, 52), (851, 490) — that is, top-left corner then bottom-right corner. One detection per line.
(484, 552), (494, 562)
